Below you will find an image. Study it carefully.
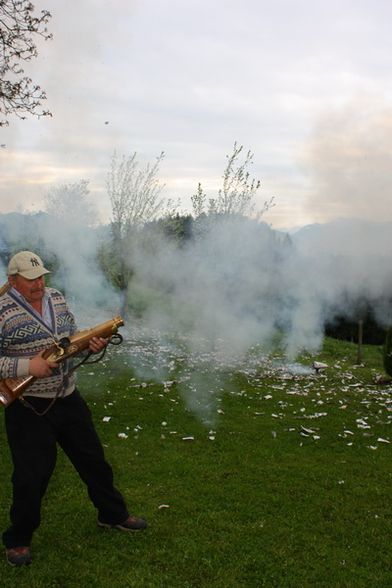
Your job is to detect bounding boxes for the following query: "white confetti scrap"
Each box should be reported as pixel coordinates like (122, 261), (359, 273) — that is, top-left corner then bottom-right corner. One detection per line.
(301, 426), (316, 435)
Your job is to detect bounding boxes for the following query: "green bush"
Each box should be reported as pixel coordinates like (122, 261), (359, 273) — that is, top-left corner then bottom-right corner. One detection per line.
(383, 327), (392, 376)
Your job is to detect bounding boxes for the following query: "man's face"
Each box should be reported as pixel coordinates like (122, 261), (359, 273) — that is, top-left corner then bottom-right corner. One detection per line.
(9, 274), (46, 304)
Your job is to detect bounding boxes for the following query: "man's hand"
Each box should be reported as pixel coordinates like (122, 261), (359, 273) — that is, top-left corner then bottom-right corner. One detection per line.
(29, 352), (58, 378)
(88, 337), (108, 354)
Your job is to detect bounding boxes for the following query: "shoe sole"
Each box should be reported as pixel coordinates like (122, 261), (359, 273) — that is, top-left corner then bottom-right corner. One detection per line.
(97, 521), (146, 532)
(6, 555), (32, 566)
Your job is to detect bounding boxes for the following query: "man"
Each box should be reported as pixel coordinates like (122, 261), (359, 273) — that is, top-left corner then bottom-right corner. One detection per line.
(0, 251), (146, 567)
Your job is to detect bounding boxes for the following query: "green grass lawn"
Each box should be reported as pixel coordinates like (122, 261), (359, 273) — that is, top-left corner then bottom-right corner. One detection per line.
(1, 336), (392, 587)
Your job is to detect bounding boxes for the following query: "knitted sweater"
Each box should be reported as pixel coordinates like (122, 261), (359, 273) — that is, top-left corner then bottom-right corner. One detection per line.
(0, 286), (77, 398)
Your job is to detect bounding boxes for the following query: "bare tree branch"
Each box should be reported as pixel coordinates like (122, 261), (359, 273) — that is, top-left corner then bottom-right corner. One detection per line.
(0, 0), (52, 126)
(194, 142), (274, 219)
(107, 151), (167, 237)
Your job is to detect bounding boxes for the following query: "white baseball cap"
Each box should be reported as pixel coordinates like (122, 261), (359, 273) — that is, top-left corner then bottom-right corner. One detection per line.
(7, 251), (50, 280)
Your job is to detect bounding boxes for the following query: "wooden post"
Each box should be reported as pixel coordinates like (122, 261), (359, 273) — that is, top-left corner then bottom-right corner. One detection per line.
(356, 319), (363, 364)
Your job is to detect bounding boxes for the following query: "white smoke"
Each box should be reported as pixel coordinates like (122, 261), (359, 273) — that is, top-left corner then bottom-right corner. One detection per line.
(128, 217), (283, 355)
(41, 222), (120, 323)
(1, 212), (391, 355)
(1, 210), (391, 422)
(127, 215), (392, 361)
(114, 214), (392, 421)
(302, 99), (392, 225)
(0, 212), (121, 325)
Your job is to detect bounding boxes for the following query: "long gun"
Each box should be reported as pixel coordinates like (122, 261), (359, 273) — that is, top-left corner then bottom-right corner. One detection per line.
(0, 316), (124, 407)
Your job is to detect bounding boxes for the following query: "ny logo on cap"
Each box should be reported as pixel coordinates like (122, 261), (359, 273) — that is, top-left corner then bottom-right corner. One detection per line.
(30, 257), (40, 267)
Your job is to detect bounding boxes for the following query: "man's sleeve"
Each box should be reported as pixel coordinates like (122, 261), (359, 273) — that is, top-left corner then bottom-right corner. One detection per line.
(0, 344), (30, 379)
(0, 314), (30, 379)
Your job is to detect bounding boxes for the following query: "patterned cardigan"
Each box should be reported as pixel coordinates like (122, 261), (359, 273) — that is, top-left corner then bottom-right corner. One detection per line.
(0, 287), (77, 398)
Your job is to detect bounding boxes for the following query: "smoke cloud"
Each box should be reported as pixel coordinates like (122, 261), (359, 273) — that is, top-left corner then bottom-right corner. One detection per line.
(127, 215), (392, 360)
(1, 212), (391, 354)
(1, 211), (391, 422)
(0, 212), (121, 324)
(303, 99), (392, 224)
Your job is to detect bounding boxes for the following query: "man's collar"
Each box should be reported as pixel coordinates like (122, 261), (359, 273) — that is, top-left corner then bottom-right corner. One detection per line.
(8, 286), (54, 333)
(9, 285), (49, 307)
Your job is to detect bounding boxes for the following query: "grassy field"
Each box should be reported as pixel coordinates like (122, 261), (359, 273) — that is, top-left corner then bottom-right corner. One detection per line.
(1, 335), (392, 587)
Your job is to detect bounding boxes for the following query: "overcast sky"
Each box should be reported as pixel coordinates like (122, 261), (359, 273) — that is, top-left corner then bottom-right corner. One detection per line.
(1, 0), (392, 229)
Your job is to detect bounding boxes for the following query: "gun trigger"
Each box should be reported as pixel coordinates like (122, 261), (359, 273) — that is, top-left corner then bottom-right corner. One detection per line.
(47, 342), (65, 361)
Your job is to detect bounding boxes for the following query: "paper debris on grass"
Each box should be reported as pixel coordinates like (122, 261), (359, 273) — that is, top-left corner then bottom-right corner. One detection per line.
(302, 412), (327, 419)
(118, 433), (128, 439)
(313, 361), (328, 371)
(356, 419), (371, 429)
(102, 416), (111, 422)
(163, 381), (175, 388)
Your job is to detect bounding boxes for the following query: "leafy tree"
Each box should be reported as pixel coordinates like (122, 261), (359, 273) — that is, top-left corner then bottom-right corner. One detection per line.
(44, 180), (97, 226)
(191, 182), (207, 218)
(384, 327), (392, 377)
(147, 213), (193, 245)
(108, 151), (167, 233)
(193, 142), (274, 218)
(0, 0), (52, 126)
(105, 151), (174, 313)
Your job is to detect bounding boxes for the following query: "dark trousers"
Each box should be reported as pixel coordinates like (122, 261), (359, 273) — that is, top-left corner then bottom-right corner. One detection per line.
(2, 389), (129, 548)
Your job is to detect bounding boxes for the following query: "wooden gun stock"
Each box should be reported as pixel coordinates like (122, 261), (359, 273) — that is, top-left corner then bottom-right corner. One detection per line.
(0, 316), (124, 407)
